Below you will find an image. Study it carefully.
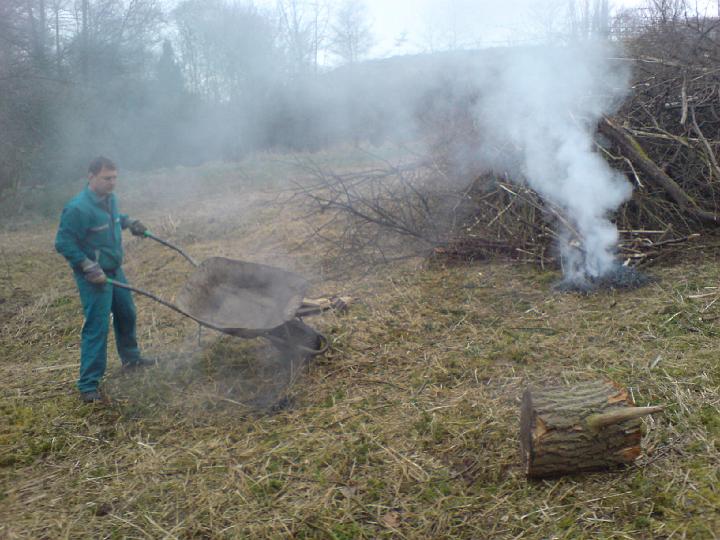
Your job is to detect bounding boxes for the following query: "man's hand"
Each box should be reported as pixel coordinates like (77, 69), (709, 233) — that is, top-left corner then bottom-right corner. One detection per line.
(80, 260), (107, 284)
(129, 220), (147, 237)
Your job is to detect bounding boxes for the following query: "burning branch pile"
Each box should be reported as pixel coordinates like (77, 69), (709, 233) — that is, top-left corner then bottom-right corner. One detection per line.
(442, 16), (720, 273)
(435, 174), (704, 271)
(304, 13), (720, 283)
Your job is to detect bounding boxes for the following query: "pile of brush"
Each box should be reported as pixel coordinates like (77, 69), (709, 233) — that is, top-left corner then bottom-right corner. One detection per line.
(433, 175), (701, 275)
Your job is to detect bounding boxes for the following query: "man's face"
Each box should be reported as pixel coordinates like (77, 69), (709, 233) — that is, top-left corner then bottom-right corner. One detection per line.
(88, 166), (118, 197)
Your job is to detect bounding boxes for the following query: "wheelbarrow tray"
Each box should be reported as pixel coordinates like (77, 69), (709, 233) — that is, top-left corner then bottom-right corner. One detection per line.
(175, 257), (309, 333)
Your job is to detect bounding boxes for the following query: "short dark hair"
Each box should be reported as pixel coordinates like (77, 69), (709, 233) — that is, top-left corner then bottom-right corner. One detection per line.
(88, 156), (117, 175)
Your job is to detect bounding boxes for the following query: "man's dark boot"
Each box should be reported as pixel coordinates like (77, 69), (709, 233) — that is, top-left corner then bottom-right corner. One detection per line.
(122, 357), (156, 371)
(80, 390), (103, 403)
(135, 356), (156, 367)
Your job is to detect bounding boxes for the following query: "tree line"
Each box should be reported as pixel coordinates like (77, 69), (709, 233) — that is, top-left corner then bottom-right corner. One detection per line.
(3, 0), (717, 213)
(0, 0), (375, 195)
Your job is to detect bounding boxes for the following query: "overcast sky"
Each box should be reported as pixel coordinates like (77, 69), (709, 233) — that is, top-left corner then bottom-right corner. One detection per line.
(357, 0), (719, 57)
(247, 0), (719, 60)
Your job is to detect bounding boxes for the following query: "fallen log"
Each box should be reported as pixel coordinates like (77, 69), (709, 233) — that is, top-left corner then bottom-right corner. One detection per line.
(520, 380), (663, 479)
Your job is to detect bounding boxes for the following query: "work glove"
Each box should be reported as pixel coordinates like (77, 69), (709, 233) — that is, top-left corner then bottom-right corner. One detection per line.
(129, 219), (147, 237)
(80, 260), (107, 285)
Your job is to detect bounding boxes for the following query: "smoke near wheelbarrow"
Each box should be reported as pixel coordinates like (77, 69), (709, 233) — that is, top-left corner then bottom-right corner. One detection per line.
(467, 41), (633, 281)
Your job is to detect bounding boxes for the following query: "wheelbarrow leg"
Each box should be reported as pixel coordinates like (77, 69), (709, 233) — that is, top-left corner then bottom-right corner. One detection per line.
(257, 320), (325, 413)
(267, 319), (328, 362)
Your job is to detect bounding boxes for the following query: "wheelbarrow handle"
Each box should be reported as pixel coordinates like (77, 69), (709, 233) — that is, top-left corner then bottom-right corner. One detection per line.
(143, 231), (199, 267)
(106, 278), (202, 324)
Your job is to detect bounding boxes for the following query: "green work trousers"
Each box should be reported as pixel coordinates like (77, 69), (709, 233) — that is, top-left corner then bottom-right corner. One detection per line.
(74, 267), (140, 393)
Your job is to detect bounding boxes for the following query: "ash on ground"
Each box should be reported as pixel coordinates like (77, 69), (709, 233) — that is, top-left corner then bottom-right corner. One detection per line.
(554, 265), (654, 294)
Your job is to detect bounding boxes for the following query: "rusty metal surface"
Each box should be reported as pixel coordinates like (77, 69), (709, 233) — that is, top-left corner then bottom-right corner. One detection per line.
(175, 257), (308, 331)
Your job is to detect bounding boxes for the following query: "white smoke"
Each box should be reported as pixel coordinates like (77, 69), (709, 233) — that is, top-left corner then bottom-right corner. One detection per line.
(471, 41), (632, 281)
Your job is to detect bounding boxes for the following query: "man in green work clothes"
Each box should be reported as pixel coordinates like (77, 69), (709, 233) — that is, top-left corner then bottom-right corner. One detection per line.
(55, 156), (155, 403)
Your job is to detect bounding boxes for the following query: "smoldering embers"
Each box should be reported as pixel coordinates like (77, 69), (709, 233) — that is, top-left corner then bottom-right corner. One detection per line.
(554, 264), (653, 293)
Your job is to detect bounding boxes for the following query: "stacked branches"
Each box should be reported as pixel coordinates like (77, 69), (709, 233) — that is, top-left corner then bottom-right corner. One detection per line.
(607, 11), (720, 230)
(449, 9), (720, 266)
(300, 158), (456, 267)
(302, 157), (568, 268)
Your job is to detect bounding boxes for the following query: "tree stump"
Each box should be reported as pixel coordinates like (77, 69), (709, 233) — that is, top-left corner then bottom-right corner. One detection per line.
(520, 380), (663, 479)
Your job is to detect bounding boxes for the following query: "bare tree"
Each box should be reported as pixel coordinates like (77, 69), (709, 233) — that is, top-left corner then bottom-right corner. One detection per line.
(174, 0), (279, 101)
(276, 0), (330, 75)
(566, 0), (611, 39)
(328, 0), (373, 65)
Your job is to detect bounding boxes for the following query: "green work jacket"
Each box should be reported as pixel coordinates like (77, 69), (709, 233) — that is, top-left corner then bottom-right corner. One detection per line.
(55, 186), (132, 272)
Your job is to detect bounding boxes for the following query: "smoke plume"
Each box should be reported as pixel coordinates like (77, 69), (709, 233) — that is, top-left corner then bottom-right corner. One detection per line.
(470, 41), (632, 281)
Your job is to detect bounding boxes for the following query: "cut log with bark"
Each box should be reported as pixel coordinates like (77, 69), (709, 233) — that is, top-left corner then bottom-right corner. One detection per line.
(520, 380), (663, 479)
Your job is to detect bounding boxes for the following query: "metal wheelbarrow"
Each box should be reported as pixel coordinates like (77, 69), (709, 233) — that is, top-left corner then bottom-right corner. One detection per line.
(107, 232), (328, 357)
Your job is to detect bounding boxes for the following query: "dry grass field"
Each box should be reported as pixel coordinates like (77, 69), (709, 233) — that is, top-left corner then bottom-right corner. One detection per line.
(1, 151), (720, 539)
